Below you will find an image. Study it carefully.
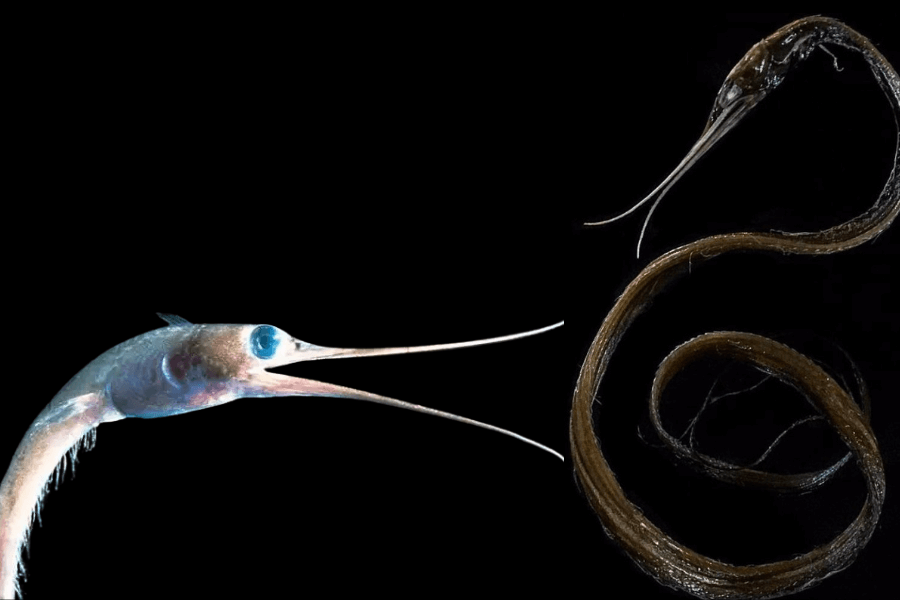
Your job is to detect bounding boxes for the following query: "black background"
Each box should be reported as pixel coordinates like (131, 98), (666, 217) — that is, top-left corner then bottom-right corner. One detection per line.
(570, 11), (899, 600)
(3, 10), (898, 600)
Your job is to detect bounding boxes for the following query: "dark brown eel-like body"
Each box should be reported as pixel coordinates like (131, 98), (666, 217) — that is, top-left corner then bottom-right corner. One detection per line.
(571, 17), (900, 599)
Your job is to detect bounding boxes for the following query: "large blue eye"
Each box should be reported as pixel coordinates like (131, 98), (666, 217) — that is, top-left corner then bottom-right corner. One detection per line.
(250, 325), (279, 359)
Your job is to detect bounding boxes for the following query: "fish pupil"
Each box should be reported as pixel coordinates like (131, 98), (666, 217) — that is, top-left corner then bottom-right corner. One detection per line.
(251, 325), (279, 359)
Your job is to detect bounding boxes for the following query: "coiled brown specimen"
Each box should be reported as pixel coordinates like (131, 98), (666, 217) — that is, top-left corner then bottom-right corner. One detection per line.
(571, 17), (900, 600)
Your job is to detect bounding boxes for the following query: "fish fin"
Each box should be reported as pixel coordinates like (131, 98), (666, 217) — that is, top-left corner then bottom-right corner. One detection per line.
(157, 313), (192, 326)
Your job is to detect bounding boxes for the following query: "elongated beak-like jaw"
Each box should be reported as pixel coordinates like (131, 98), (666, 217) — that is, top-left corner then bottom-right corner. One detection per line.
(583, 89), (761, 258)
(272, 320), (565, 367)
(636, 92), (758, 214)
(239, 322), (565, 460)
(584, 91), (756, 227)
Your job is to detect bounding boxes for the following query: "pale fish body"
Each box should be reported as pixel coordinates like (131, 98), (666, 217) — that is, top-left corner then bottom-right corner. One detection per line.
(1, 314), (562, 599)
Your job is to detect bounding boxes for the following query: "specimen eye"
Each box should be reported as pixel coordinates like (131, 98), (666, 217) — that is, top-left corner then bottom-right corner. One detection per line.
(720, 82), (743, 107)
(250, 325), (279, 359)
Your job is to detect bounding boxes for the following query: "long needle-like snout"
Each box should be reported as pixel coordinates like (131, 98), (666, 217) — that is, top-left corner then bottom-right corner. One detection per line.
(584, 18), (835, 258)
(245, 321), (565, 461)
(585, 98), (754, 258)
(283, 321), (563, 362)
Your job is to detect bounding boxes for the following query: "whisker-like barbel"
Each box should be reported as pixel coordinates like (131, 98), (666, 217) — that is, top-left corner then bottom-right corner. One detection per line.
(1, 315), (562, 599)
